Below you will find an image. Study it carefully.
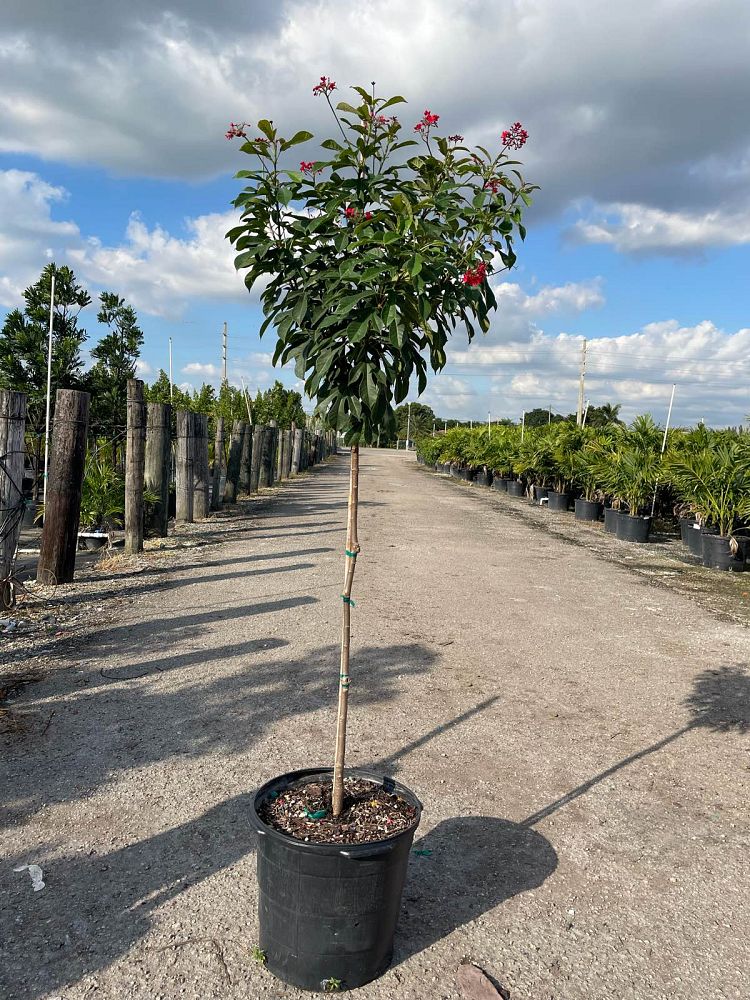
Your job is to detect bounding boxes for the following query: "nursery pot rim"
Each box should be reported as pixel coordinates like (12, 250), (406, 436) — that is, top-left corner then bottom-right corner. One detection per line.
(251, 766), (423, 856)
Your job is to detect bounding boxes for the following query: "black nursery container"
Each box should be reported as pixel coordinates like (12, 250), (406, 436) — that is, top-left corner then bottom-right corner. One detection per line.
(474, 469), (492, 487)
(251, 768), (422, 993)
(492, 476), (508, 492)
(507, 480), (525, 497)
(701, 533), (745, 572)
(616, 513), (651, 543)
(603, 507), (620, 534)
(574, 498), (602, 522)
(533, 485), (549, 502)
(686, 523), (704, 557)
(679, 517), (697, 545)
(547, 490), (570, 512)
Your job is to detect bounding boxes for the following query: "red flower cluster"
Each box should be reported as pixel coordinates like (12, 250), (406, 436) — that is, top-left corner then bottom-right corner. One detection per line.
(448, 134), (464, 143)
(414, 109), (440, 133)
(370, 112), (397, 127)
(225, 122), (248, 140)
(484, 178), (501, 194)
(501, 122), (529, 149)
(313, 76), (336, 97)
(364, 211), (373, 220)
(300, 160), (317, 174)
(462, 261), (488, 287)
(344, 206), (357, 219)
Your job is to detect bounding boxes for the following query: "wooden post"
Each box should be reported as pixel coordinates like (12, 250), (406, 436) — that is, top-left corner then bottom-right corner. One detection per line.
(211, 416), (224, 511)
(0, 390), (27, 608)
(175, 409), (194, 523)
(279, 429), (290, 480)
(250, 424), (264, 492)
(145, 402), (171, 537)
(259, 424), (274, 487)
(239, 421), (252, 494)
(125, 379), (146, 555)
(223, 419), (244, 502)
(193, 413), (210, 519)
(37, 389), (90, 585)
(291, 426), (303, 475)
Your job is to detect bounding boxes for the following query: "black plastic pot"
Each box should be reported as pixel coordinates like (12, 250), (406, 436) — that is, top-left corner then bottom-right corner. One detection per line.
(492, 477), (508, 492)
(547, 490), (570, 512)
(533, 485), (549, 502)
(603, 507), (620, 534)
(701, 533), (745, 571)
(450, 464), (461, 479)
(575, 498), (602, 522)
(22, 500), (38, 528)
(506, 480), (525, 497)
(462, 468), (476, 482)
(615, 513), (651, 543)
(79, 532), (109, 550)
(251, 768), (421, 992)
(474, 469), (492, 487)
(686, 523), (704, 557)
(679, 517), (697, 545)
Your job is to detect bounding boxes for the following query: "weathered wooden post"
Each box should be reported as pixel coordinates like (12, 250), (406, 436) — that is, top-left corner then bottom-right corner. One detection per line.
(223, 419), (244, 502)
(37, 389), (90, 585)
(145, 402), (171, 537)
(291, 426), (303, 475)
(279, 429), (290, 480)
(250, 424), (264, 492)
(259, 424), (274, 487)
(175, 409), (194, 523)
(193, 413), (210, 519)
(211, 415), (224, 511)
(124, 379), (146, 555)
(239, 421), (253, 494)
(0, 390), (27, 608)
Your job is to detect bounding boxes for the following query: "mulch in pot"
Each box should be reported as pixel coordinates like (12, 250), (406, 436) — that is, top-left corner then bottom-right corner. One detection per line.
(258, 775), (417, 845)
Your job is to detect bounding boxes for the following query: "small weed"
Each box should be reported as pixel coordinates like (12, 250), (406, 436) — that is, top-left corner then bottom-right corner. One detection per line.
(323, 977), (342, 992)
(251, 946), (267, 965)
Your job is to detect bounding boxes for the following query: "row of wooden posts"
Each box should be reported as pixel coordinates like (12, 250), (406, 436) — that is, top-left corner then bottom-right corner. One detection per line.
(0, 382), (336, 595)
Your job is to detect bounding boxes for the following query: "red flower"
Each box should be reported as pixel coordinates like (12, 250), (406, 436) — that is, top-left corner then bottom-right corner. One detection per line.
(414, 109), (440, 133)
(344, 206), (357, 219)
(225, 122), (248, 140)
(313, 75), (336, 97)
(300, 160), (316, 174)
(364, 211), (373, 220)
(501, 122), (529, 149)
(254, 137), (271, 145)
(484, 178), (501, 194)
(461, 261), (488, 287)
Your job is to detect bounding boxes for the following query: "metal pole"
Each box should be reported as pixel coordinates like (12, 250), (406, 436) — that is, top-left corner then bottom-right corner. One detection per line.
(169, 337), (173, 401)
(406, 402), (411, 450)
(661, 384), (676, 454)
(43, 273), (55, 508)
(521, 410), (525, 442)
(240, 375), (252, 421)
(222, 321), (227, 383)
(582, 399), (590, 427)
(576, 338), (587, 426)
(487, 410), (491, 438)
(548, 405), (551, 425)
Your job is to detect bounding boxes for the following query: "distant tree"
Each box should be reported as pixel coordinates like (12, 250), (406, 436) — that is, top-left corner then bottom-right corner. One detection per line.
(87, 292), (144, 440)
(395, 402), (436, 441)
(585, 402), (624, 428)
(524, 407), (567, 428)
(216, 381), (250, 423)
(252, 380), (307, 428)
(191, 382), (216, 414)
(0, 263), (90, 496)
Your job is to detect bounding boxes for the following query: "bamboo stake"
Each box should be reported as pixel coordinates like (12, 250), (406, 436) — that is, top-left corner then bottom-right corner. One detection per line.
(332, 444), (360, 817)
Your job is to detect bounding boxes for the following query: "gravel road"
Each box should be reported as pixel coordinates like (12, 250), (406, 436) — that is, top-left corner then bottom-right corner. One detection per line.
(2, 449), (749, 1000)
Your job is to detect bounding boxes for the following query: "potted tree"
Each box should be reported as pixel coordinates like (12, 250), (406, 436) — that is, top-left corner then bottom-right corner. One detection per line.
(609, 445), (661, 543)
(548, 424), (587, 511)
(664, 442), (750, 570)
(227, 80), (534, 990)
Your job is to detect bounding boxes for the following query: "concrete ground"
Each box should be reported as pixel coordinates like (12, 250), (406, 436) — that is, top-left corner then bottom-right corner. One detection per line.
(2, 449), (749, 1000)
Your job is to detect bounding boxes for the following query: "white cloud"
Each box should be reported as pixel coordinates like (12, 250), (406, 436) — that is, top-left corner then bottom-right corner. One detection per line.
(571, 201), (750, 254)
(182, 361), (221, 377)
(135, 358), (153, 376)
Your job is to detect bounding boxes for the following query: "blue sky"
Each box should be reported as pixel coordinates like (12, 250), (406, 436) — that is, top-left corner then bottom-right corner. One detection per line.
(1, 0), (749, 426)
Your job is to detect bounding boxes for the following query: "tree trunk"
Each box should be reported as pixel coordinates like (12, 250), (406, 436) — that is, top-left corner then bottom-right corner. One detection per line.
(239, 421), (252, 493)
(193, 413), (210, 519)
(37, 390), (90, 585)
(291, 427), (303, 475)
(0, 390), (28, 608)
(145, 402), (171, 537)
(223, 419), (244, 502)
(259, 425), (274, 487)
(175, 410), (194, 523)
(211, 416), (224, 511)
(332, 444), (360, 816)
(124, 379), (146, 555)
(250, 424), (264, 492)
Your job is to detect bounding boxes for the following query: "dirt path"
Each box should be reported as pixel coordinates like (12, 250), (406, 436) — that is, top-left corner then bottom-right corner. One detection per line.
(3, 450), (749, 1000)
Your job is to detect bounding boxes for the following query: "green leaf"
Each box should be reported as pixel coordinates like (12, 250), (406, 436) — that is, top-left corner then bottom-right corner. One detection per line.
(282, 130), (314, 149)
(257, 119), (275, 141)
(409, 253), (423, 277)
(321, 138), (344, 151)
(336, 102), (359, 114)
(277, 186), (292, 207)
(380, 95), (407, 110)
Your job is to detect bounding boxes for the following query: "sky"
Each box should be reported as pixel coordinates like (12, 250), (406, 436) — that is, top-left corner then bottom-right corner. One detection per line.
(1, 0), (749, 427)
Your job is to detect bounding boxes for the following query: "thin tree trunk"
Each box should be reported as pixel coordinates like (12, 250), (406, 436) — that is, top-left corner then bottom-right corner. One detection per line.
(332, 444), (360, 817)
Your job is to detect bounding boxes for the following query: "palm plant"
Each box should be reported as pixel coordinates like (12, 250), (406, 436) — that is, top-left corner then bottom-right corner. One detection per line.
(606, 446), (662, 515)
(551, 424), (587, 493)
(664, 441), (750, 537)
(514, 430), (556, 490)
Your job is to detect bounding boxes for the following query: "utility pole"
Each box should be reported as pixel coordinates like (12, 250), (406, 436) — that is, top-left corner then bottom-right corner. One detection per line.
(222, 321), (227, 383)
(521, 410), (526, 442)
(406, 402), (412, 450)
(576, 338), (587, 426)
(169, 337), (174, 402)
(487, 410), (491, 438)
(43, 273), (55, 507)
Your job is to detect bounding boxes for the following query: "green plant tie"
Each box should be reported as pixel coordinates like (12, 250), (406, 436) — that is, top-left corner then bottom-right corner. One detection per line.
(305, 808), (327, 820)
(341, 595), (355, 606)
(345, 549), (358, 558)
(412, 848), (433, 857)
(339, 673), (350, 689)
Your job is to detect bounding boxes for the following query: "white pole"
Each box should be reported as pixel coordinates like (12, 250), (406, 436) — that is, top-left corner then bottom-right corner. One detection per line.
(169, 337), (174, 401)
(661, 384), (676, 454)
(222, 322), (228, 383)
(406, 402), (412, 450)
(487, 410), (491, 437)
(521, 410), (525, 442)
(240, 375), (252, 421)
(582, 399), (590, 427)
(42, 274), (55, 508)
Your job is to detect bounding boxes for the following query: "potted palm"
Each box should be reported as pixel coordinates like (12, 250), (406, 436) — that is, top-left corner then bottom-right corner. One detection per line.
(227, 80), (534, 990)
(548, 424), (586, 511)
(609, 446), (661, 543)
(515, 431), (555, 502)
(664, 442), (750, 570)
